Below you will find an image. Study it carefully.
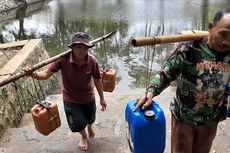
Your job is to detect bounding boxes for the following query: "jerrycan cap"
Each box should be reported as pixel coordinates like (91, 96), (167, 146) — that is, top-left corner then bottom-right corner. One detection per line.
(144, 110), (155, 120)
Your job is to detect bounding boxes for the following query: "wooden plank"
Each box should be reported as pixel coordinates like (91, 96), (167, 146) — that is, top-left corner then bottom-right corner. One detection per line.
(0, 40), (29, 49)
(0, 39), (42, 82)
(0, 31), (117, 86)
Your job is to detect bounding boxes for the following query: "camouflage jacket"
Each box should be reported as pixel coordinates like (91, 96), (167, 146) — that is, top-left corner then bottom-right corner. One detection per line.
(147, 39), (230, 125)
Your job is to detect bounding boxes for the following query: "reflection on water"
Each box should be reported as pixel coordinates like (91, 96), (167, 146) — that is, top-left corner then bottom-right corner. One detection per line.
(0, 0), (229, 91)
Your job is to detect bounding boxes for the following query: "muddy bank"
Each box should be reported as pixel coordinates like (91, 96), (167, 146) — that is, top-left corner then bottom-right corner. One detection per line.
(0, 0), (46, 23)
(0, 0), (17, 13)
(0, 0), (46, 13)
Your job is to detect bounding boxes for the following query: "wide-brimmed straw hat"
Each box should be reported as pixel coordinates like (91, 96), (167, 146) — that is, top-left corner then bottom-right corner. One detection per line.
(68, 32), (94, 48)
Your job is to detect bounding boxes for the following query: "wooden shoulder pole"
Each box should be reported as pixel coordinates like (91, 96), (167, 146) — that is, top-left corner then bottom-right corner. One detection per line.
(0, 31), (116, 87)
(131, 32), (209, 47)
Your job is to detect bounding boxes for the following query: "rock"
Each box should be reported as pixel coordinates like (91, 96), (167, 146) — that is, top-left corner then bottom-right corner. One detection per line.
(0, 0), (17, 13)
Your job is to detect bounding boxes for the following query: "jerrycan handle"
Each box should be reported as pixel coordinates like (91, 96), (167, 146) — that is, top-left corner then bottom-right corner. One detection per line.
(133, 100), (156, 120)
(37, 100), (51, 109)
(140, 101), (156, 120)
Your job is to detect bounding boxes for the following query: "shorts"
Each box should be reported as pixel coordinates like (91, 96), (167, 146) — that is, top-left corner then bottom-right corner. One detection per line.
(64, 100), (96, 132)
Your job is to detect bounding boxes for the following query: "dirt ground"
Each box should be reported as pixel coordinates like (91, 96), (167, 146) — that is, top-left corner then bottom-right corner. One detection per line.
(0, 87), (230, 153)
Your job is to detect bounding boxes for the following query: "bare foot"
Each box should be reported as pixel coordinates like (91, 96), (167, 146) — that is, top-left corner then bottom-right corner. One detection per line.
(87, 125), (95, 138)
(78, 137), (88, 151)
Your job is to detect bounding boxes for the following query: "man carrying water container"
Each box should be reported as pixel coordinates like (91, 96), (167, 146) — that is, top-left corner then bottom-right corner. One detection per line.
(22, 32), (107, 151)
(133, 7), (230, 153)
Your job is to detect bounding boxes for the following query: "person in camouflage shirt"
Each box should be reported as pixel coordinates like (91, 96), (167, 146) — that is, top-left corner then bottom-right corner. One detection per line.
(133, 7), (230, 153)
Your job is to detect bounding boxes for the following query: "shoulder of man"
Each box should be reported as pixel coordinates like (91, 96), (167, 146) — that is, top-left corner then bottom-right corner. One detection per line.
(166, 39), (203, 62)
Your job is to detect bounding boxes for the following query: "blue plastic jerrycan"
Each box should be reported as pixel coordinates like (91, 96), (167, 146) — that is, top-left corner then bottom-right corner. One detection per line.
(226, 83), (230, 117)
(125, 100), (166, 153)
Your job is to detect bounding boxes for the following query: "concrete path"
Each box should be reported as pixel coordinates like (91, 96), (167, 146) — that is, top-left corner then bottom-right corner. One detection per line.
(0, 87), (230, 153)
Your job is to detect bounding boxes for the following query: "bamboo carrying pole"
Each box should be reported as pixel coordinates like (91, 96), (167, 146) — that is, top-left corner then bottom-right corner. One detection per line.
(0, 31), (117, 87)
(131, 31), (209, 47)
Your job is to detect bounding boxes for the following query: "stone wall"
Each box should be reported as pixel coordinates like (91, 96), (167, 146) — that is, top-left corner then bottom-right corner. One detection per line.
(0, 0), (46, 23)
(0, 0), (17, 13)
(0, 0), (46, 22)
(0, 39), (58, 138)
(26, 0), (45, 5)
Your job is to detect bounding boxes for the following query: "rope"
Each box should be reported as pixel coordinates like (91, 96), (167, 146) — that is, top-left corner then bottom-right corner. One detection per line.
(145, 24), (160, 88)
(31, 72), (42, 102)
(144, 22), (150, 88)
(31, 71), (60, 131)
(31, 55), (61, 128)
(146, 45), (156, 87)
(100, 27), (112, 71)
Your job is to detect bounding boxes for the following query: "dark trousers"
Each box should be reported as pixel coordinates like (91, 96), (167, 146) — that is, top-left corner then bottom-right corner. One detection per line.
(171, 115), (217, 153)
